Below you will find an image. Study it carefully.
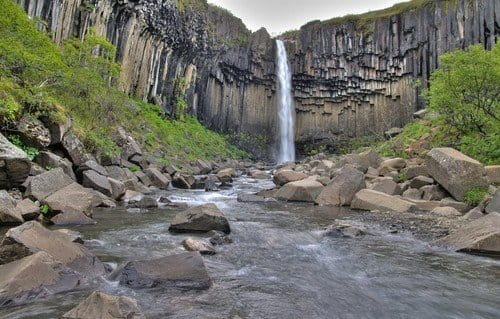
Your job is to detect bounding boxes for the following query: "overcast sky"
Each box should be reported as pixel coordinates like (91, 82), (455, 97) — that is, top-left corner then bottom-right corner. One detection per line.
(207, 0), (406, 35)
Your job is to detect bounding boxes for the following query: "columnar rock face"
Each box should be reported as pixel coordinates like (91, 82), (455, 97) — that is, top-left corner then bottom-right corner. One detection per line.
(16, 0), (499, 155)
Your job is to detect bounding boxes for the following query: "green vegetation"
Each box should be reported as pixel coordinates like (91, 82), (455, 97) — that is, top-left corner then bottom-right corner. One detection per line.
(463, 187), (489, 206)
(8, 135), (39, 160)
(346, 43), (500, 165)
(0, 0), (247, 164)
(40, 204), (50, 216)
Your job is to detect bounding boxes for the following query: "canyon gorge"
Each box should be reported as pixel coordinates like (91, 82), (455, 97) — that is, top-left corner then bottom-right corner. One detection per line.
(15, 0), (500, 155)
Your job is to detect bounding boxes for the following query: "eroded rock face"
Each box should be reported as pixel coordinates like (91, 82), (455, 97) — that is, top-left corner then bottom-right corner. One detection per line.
(434, 212), (500, 255)
(118, 252), (212, 290)
(0, 252), (81, 307)
(62, 291), (146, 319)
(42, 182), (96, 217)
(0, 221), (105, 279)
(427, 148), (489, 201)
(25, 168), (74, 201)
(35, 151), (76, 181)
(169, 204), (230, 234)
(0, 190), (24, 225)
(0, 133), (31, 189)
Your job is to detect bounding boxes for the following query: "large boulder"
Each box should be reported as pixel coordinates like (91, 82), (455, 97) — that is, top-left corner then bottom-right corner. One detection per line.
(51, 210), (96, 226)
(0, 252), (81, 307)
(62, 291), (146, 319)
(61, 132), (93, 166)
(0, 221), (105, 278)
(0, 133), (31, 189)
(275, 178), (324, 202)
(82, 170), (113, 197)
(76, 160), (109, 177)
(351, 189), (416, 213)
(25, 168), (74, 201)
(434, 213), (500, 255)
(16, 116), (51, 149)
(118, 252), (212, 290)
(335, 149), (381, 173)
(172, 173), (196, 189)
(368, 177), (402, 195)
(108, 177), (126, 200)
(43, 183), (95, 217)
(315, 165), (365, 206)
(378, 158), (406, 175)
(195, 159), (212, 175)
(426, 148), (489, 201)
(144, 167), (170, 189)
(0, 190), (23, 225)
(217, 168), (236, 183)
(35, 151), (76, 181)
(169, 203), (230, 234)
(273, 169), (307, 186)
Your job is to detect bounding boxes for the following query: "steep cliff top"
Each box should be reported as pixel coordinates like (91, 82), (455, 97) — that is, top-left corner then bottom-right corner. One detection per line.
(279, 0), (454, 38)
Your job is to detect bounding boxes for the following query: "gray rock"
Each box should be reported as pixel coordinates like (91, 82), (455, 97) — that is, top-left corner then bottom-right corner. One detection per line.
(0, 190), (23, 225)
(485, 190), (500, 214)
(118, 252), (212, 290)
(273, 169), (307, 186)
(108, 177), (126, 200)
(15, 199), (40, 221)
(62, 291), (146, 319)
(369, 177), (402, 195)
(51, 210), (96, 226)
(182, 238), (216, 255)
(0, 133), (31, 189)
(434, 212), (500, 255)
(35, 152), (76, 181)
(25, 168), (74, 201)
(144, 167), (170, 189)
(16, 116), (51, 148)
(208, 230), (233, 245)
(172, 173), (195, 189)
(169, 203), (230, 234)
(403, 164), (429, 180)
(61, 132), (93, 166)
(134, 171), (152, 187)
(430, 206), (462, 217)
(485, 165), (500, 184)
(378, 158), (406, 175)
(409, 175), (434, 189)
(129, 196), (158, 209)
(237, 193), (275, 203)
(76, 160), (109, 177)
(402, 188), (422, 200)
(421, 184), (447, 201)
(54, 229), (84, 244)
(217, 168), (236, 184)
(0, 221), (105, 278)
(275, 178), (324, 202)
(82, 170), (113, 197)
(42, 182), (96, 218)
(351, 189), (416, 213)
(324, 221), (367, 238)
(0, 252), (81, 307)
(427, 148), (488, 201)
(385, 127), (403, 139)
(315, 165), (365, 206)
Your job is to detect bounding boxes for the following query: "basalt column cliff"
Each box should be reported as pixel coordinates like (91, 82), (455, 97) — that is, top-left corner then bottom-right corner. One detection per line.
(15, 0), (500, 155)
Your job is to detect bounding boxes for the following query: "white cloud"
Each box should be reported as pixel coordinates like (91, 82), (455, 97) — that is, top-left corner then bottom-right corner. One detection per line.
(207, 0), (406, 35)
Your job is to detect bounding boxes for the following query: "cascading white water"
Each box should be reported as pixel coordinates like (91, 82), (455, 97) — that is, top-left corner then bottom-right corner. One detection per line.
(276, 40), (296, 164)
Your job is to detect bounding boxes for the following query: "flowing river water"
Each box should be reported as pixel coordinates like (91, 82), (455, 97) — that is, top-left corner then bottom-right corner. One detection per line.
(1, 175), (499, 319)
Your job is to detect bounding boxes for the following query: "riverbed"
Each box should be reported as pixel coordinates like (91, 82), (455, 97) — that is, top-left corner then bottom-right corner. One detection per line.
(1, 176), (499, 319)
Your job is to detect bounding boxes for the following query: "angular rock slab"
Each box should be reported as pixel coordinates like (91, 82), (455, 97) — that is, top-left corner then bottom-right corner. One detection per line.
(0, 251), (81, 307)
(0, 133), (31, 189)
(169, 203), (230, 234)
(351, 189), (416, 213)
(275, 178), (324, 202)
(82, 170), (113, 198)
(25, 168), (74, 201)
(43, 182), (95, 216)
(315, 165), (365, 206)
(485, 190), (500, 214)
(0, 221), (105, 279)
(0, 190), (23, 225)
(434, 212), (500, 255)
(118, 252), (212, 290)
(62, 291), (146, 319)
(426, 148), (488, 201)
(273, 169), (307, 186)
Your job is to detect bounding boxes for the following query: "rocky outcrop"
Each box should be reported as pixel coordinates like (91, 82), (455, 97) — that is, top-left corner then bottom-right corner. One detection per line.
(15, 0), (499, 157)
(169, 203), (230, 233)
(0, 133), (31, 189)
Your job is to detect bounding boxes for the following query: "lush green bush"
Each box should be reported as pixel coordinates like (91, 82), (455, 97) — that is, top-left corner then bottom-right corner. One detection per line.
(463, 187), (489, 206)
(8, 134), (39, 160)
(427, 43), (500, 136)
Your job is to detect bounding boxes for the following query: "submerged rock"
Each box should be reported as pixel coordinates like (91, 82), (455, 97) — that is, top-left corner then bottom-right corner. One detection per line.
(208, 230), (233, 246)
(169, 203), (230, 234)
(118, 252), (212, 290)
(324, 221), (367, 238)
(62, 291), (146, 319)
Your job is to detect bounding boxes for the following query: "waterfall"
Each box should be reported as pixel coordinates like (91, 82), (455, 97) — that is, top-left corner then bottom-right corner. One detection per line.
(276, 40), (296, 164)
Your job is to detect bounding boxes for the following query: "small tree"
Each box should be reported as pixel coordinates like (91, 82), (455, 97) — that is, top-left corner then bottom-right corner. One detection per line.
(427, 43), (500, 136)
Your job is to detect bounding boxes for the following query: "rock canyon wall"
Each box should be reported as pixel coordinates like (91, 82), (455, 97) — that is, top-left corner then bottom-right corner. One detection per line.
(15, 0), (500, 155)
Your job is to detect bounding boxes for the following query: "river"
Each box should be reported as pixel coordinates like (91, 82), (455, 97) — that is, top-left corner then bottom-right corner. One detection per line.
(1, 175), (499, 319)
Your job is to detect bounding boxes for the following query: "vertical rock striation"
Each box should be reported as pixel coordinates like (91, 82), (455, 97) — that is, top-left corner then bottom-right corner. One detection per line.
(14, 0), (500, 156)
